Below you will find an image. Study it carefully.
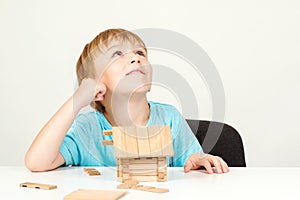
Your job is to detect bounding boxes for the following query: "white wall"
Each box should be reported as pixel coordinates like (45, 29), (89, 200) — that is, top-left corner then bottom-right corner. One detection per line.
(1, 0), (300, 166)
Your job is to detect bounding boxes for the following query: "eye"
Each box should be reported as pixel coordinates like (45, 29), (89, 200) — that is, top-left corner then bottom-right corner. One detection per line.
(112, 51), (123, 57)
(136, 50), (146, 57)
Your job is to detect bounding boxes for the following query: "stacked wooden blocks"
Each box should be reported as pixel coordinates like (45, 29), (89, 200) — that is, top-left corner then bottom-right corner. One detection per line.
(102, 125), (174, 182)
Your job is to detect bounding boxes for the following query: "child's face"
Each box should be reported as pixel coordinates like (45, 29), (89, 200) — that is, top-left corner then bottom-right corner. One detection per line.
(94, 39), (152, 94)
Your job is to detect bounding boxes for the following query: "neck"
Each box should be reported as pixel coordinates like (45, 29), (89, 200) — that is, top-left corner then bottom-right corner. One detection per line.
(103, 92), (150, 126)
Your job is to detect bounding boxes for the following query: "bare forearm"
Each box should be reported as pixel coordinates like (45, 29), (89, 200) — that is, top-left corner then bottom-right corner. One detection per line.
(25, 97), (80, 171)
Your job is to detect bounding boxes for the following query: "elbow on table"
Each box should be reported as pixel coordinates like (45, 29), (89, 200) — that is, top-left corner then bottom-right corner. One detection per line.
(24, 153), (51, 172)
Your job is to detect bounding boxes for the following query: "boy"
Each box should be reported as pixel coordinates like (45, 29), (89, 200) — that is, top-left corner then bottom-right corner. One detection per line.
(25, 28), (229, 174)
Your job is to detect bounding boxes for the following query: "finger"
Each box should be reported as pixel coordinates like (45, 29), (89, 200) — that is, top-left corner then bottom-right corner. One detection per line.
(184, 160), (193, 173)
(219, 158), (229, 173)
(202, 160), (214, 174)
(210, 156), (223, 174)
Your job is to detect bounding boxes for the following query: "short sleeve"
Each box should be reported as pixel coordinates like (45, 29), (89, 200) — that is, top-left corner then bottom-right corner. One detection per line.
(59, 121), (82, 166)
(169, 106), (203, 166)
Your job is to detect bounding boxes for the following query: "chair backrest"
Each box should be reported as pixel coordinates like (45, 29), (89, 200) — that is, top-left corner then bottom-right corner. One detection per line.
(186, 119), (246, 167)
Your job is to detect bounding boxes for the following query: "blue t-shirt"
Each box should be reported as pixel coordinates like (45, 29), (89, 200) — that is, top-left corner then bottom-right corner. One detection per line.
(60, 101), (203, 167)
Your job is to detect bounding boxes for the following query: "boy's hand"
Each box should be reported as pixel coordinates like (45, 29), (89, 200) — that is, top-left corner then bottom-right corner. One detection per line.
(184, 153), (229, 174)
(73, 78), (106, 111)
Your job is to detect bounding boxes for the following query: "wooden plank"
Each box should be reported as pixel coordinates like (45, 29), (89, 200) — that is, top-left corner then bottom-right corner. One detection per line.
(157, 157), (167, 172)
(102, 140), (113, 145)
(20, 182), (57, 190)
(112, 127), (127, 158)
(132, 185), (169, 193)
(128, 163), (157, 170)
(86, 170), (101, 176)
(83, 168), (101, 176)
(103, 130), (113, 136)
(123, 168), (158, 175)
(147, 126), (163, 157)
(136, 126), (151, 157)
(83, 168), (96, 172)
(133, 185), (155, 191)
(117, 179), (139, 189)
(148, 187), (169, 193)
(128, 175), (158, 182)
(64, 189), (127, 200)
(161, 126), (174, 156)
(129, 157), (157, 164)
(124, 126), (138, 158)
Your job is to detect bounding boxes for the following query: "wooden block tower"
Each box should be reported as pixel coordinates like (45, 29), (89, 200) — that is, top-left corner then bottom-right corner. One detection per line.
(102, 125), (174, 182)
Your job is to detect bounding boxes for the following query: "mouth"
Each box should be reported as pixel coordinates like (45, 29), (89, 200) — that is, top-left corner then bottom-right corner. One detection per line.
(126, 69), (145, 76)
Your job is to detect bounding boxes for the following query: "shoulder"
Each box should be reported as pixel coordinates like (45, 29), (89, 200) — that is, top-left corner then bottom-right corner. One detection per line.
(75, 111), (100, 123)
(149, 101), (180, 113)
(67, 110), (108, 137)
(72, 110), (107, 129)
(148, 101), (183, 125)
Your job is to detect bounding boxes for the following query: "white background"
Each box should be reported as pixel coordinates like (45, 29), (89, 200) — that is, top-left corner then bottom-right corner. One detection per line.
(1, 0), (299, 166)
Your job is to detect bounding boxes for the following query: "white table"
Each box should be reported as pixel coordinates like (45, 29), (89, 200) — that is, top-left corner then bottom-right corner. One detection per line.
(1, 166), (299, 199)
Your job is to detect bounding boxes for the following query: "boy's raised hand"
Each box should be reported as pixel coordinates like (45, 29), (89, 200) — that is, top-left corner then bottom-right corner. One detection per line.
(184, 153), (229, 174)
(73, 78), (106, 111)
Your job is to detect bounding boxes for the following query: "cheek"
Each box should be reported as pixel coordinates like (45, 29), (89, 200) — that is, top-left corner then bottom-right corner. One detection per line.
(100, 70), (123, 91)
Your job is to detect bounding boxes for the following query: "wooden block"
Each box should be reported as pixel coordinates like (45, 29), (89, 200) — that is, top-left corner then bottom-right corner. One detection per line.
(124, 126), (139, 158)
(147, 126), (163, 157)
(117, 183), (131, 189)
(161, 126), (174, 156)
(157, 176), (167, 182)
(102, 140), (113, 145)
(113, 127), (127, 158)
(136, 126), (151, 157)
(128, 163), (157, 170)
(87, 170), (101, 176)
(128, 175), (158, 182)
(83, 168), (96, 172)
(122, 173), (130, 180)
(132, 185), (144, 189)
(148, 187), (169, 193)
(19, 182), (57, 190)
(158, 172), (165, 179)
(121, 158), (129, 164)
(64, 189), (127, 200)
(130, 157), (157, 164)
(117, 179), (139, 189)
(158, 158), (167, 173)
(103, 130), (113, 136)
(133, 185), (155, 191)
(83, 168), (101, 176)
(132, 185), (169, 193)
(123, 168), (157, 175)
(157, 167), (166, 173)
(124, 179), (139, 185)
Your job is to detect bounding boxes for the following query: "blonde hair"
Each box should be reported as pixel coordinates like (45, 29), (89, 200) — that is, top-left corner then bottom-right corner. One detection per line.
(76, 28), (147, 113)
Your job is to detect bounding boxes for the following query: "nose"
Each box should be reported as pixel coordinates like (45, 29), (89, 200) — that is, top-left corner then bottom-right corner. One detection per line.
(128, 53), (141, 64)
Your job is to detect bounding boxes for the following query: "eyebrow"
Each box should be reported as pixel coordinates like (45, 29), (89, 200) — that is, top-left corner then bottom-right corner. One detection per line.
(106, 45), (120, 52)
(106, 44), (146, 53)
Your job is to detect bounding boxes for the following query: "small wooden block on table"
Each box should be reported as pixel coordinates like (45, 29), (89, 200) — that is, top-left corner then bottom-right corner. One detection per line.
(83, 168), (101, 176)
(117, 179), (139, 189)
(132, 185), (169, 193)
(64, 189), (127, 200)
(19, 182), (57, 190)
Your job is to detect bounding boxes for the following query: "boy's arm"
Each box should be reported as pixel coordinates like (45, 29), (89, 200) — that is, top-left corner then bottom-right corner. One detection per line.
(25, 97), (79, 171)
(25, 79), (106, 172)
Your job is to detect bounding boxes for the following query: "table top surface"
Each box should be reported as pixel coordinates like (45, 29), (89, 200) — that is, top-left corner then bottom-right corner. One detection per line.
(1, 166), (300, 200)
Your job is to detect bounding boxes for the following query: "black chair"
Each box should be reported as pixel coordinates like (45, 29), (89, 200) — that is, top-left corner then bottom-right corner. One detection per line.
(186, 119), (246, 167)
